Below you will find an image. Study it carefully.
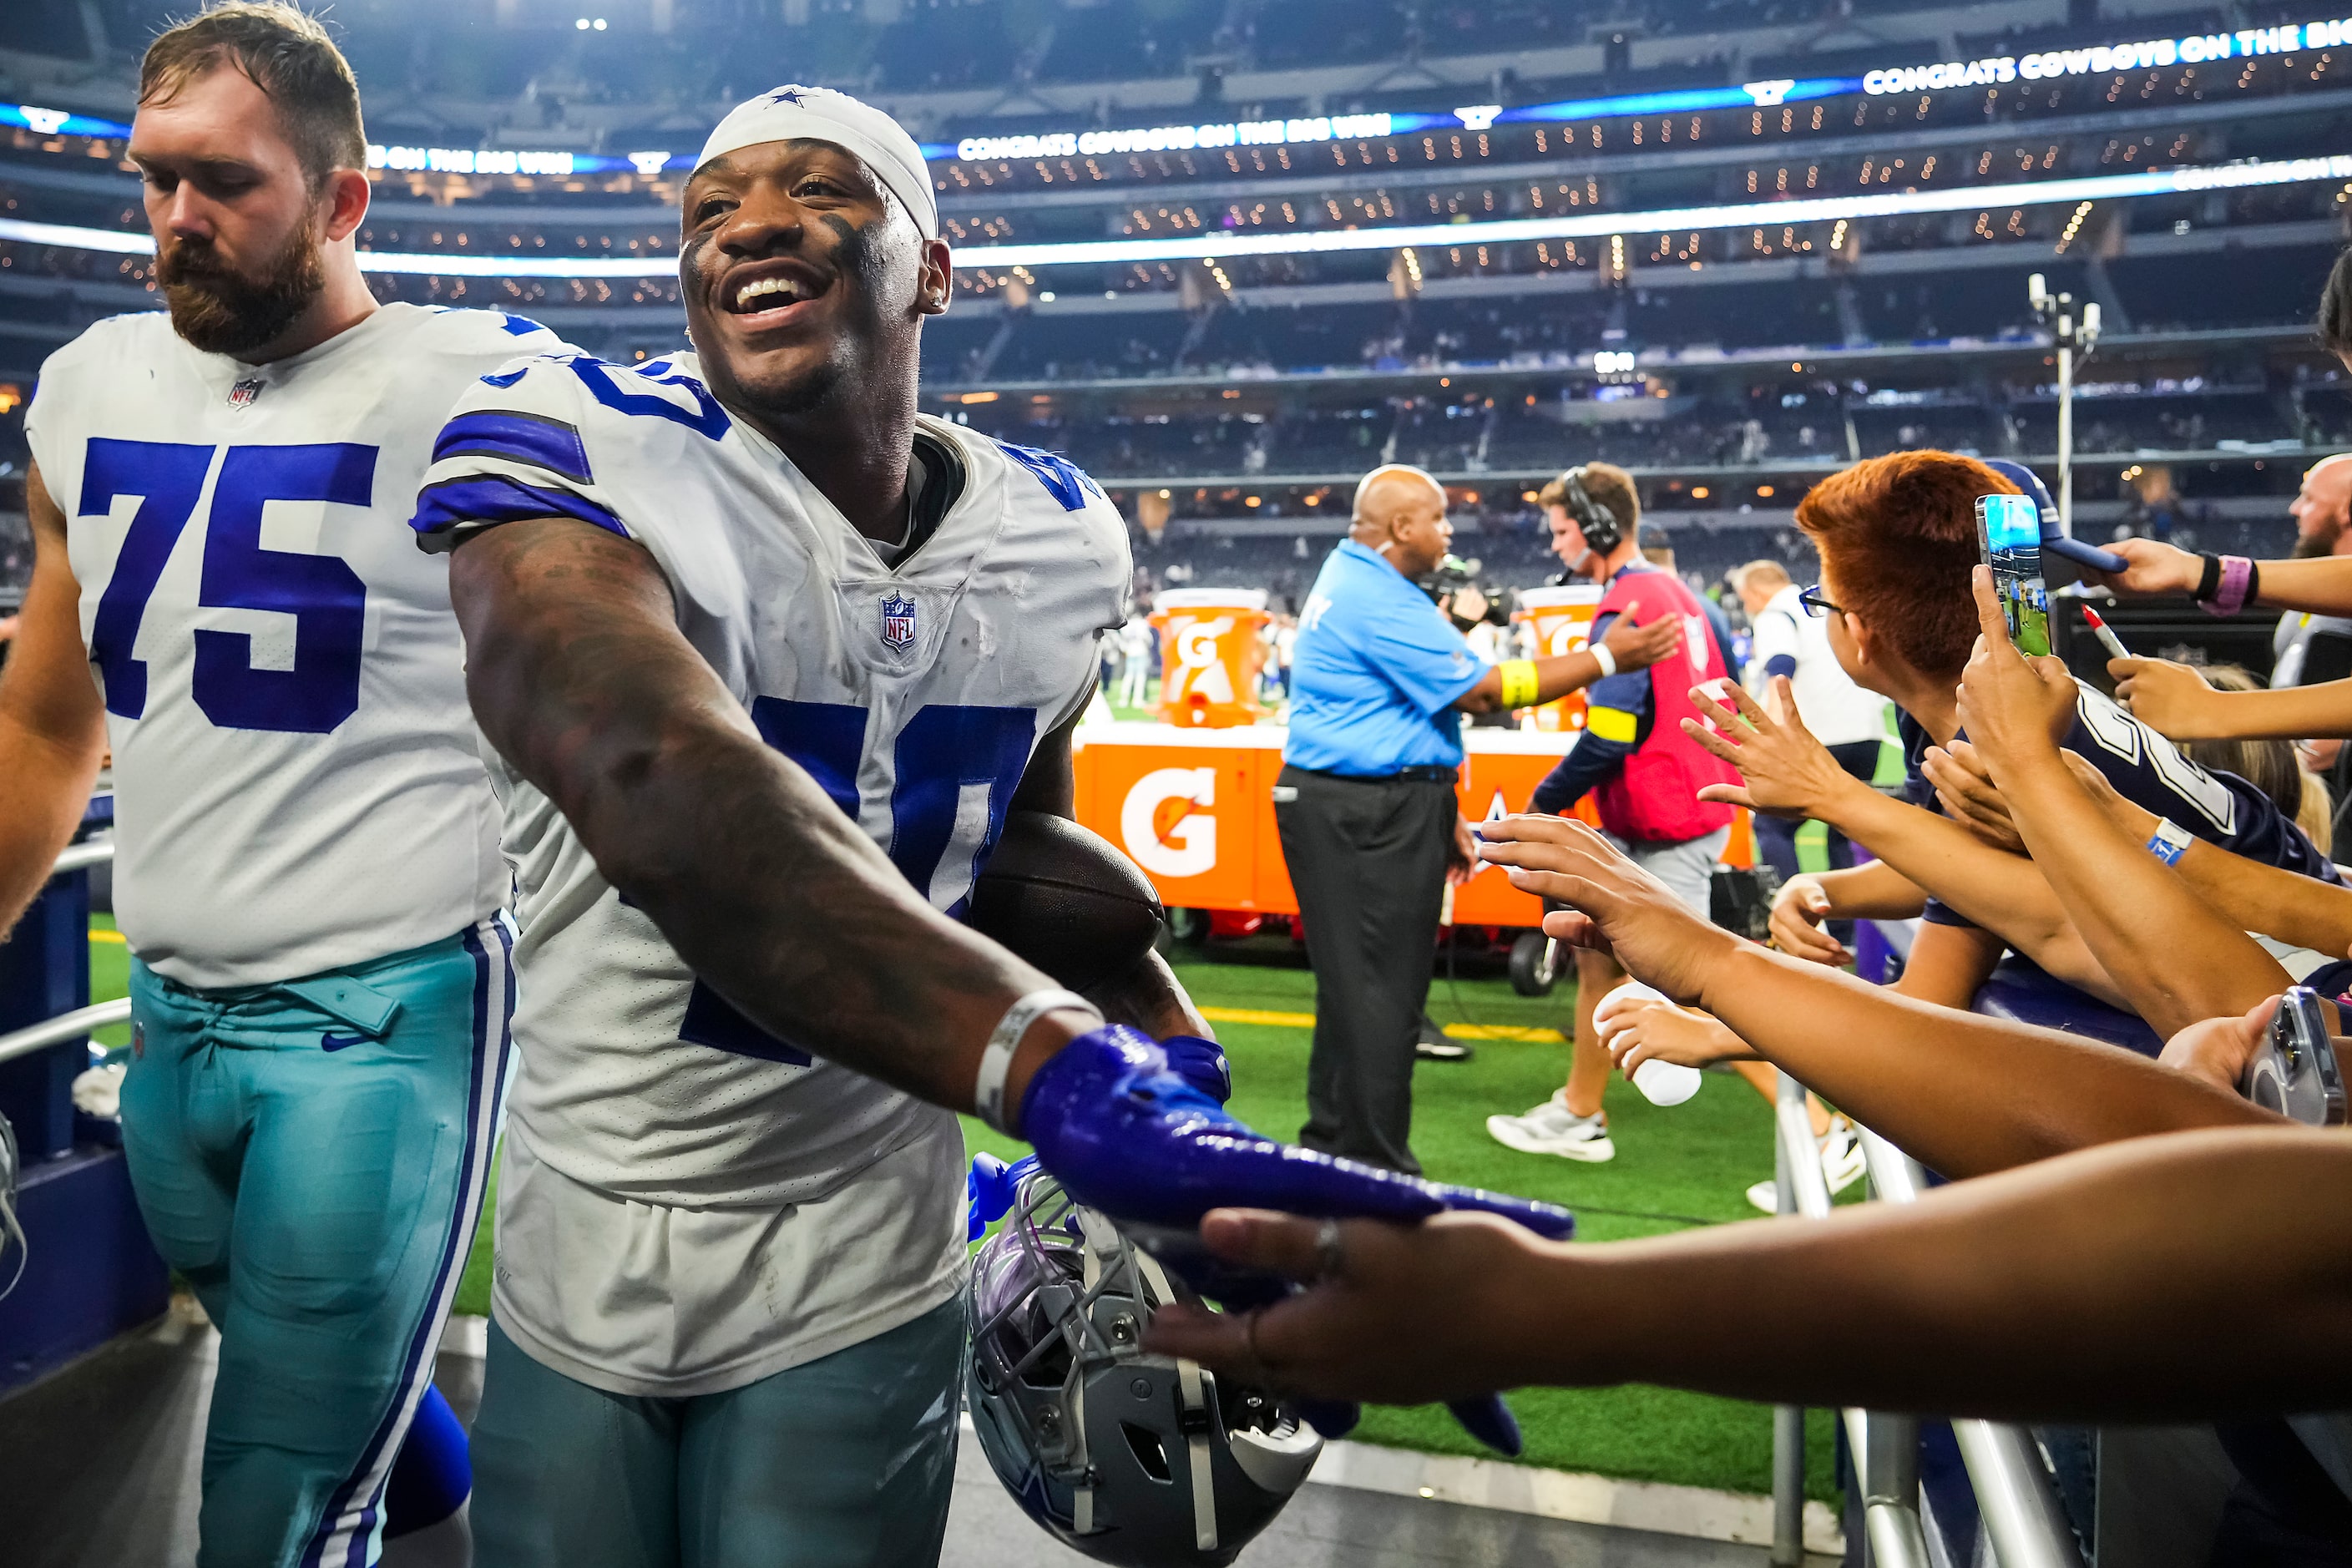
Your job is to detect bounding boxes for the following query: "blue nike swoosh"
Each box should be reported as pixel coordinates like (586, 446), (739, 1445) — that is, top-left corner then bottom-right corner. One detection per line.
(320, 1033), (367, 1052)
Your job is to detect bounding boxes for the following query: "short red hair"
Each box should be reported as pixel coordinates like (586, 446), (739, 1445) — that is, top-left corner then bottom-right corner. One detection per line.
(1795, 451), (2020, 682)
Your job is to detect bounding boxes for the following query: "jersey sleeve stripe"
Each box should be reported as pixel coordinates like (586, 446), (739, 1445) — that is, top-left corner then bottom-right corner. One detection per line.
(431, 410), (593, 484)
(409, 475), (629, 547)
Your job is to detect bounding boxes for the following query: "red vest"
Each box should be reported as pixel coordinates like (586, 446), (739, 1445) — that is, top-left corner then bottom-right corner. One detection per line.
(1591, 566), (1742, 844)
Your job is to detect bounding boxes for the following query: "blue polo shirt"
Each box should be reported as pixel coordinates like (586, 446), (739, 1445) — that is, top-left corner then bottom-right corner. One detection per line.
(1283, 539), (1491, 775)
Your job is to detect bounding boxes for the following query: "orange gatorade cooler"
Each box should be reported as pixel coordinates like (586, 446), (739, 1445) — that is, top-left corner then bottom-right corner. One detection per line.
(1150, 589), (1270, 729)
(1510, 584), (1603, 732)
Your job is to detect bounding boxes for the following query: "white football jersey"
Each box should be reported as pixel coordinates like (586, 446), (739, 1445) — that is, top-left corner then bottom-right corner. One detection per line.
(24, 304), (564, 989)
(413, 350), (1130, 1211)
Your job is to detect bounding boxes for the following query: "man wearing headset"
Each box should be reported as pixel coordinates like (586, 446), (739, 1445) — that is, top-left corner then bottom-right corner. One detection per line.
(1486, 463), (1741, 1165)
(1276, 465), (1682, 1173)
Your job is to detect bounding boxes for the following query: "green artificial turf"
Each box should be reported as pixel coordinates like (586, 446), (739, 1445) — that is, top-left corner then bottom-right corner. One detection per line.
(88, 913), (131, 1048)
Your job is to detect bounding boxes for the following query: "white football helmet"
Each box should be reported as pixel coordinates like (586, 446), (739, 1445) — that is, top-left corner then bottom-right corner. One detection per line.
(964, 1163), (1323, 1565)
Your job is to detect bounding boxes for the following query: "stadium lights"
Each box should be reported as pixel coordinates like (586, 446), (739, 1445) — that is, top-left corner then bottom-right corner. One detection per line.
(3, 154), (2348, 279)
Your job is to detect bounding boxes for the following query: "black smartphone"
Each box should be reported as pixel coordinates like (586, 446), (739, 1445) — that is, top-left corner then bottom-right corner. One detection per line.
(1975, 493), (2051, 656)
(2243, 986), (2348, 1126)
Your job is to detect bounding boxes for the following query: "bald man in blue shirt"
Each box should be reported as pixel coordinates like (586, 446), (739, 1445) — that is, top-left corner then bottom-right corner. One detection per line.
(1275, 465), (1682, 1171)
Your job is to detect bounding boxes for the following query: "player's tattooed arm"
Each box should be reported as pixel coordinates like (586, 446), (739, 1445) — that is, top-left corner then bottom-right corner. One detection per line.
(448, 515), (1093, 1111)
(0, 461), (108, 940)
(1008, 706), (1212, 1040)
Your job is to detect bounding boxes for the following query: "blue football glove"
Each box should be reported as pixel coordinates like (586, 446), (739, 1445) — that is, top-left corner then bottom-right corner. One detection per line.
(1021, 1026), (1574, 1239)
(1020, 1026), (1572, 1456)
(1161, 1033), (1232, 1104)
(966, 1151), (1037, 1242)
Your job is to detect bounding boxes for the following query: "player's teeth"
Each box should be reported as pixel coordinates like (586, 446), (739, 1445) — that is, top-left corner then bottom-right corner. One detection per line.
(736, 277), (797, 310)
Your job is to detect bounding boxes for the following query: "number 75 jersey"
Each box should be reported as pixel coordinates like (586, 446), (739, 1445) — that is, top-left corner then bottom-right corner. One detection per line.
(411, 351), (1130, 1206)
(24, 305), (565, 989)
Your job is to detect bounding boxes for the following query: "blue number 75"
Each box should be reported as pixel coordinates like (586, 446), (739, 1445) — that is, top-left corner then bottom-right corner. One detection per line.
(82, 438), (376, 734)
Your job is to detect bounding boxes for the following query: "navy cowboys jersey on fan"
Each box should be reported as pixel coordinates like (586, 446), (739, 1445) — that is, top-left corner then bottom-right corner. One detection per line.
(1900, 688), (2340, 932)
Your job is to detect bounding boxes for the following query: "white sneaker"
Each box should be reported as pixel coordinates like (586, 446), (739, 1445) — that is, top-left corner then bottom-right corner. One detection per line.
(1485, 1090), (1616, 1162)
(1746, 1120), (1871, 1212)
(1820, 1117), (1868, 1195)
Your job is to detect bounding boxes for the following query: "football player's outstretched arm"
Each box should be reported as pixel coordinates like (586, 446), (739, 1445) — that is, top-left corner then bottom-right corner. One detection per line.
(1474, 815), (2278, 1178)
(450, 514), (1091, 1112)
(1147, 1125), (2352, 1422)
(1008, 711), (1211, 1041)
(455, 513), (1580, 1457)
(0, 462), (108, 940)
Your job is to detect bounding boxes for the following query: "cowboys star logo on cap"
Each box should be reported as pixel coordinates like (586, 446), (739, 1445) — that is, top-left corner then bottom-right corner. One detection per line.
(879, 590), (917, 651)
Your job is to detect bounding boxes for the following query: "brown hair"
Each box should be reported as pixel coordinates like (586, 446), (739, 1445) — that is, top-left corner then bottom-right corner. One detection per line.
(1794, 450), (2018, 681)
(140, 3), (364, 192)
(1536, 461), (1640, 534)
(2324, 245), (2352, 362)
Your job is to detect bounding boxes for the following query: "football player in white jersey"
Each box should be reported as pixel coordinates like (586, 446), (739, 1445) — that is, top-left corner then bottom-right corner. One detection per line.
(0, 7), (561, 1564)
(414, 85), (1575, 1564)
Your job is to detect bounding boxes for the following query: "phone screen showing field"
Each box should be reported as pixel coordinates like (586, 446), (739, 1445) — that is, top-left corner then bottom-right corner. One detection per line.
(1975, 493), (2051, 657)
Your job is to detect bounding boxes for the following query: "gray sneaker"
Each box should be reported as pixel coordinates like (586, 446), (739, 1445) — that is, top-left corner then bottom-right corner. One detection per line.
(1485, 1090), (1616, 1162)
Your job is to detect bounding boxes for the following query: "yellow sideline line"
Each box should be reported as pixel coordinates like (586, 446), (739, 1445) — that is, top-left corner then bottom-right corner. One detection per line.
(89, 928), (126, 946)
(1196, 1005), (1562, 1044)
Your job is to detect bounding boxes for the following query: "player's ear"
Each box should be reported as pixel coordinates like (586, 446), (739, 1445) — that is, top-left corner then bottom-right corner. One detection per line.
(321, 165), (370, 245)
(918, 237), (952, 316)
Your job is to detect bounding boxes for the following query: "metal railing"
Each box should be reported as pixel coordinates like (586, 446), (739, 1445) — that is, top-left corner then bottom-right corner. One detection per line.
(0, 838), (129, 1069)
(0, 999), (130, 1070)
(48, 839), (113, 878)
(1768, 1070), (2086, 1568)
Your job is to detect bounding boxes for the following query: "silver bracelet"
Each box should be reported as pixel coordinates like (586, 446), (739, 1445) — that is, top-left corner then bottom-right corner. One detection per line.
(1590, 642), (1617, 679)
(975, 989), (1100, 1136)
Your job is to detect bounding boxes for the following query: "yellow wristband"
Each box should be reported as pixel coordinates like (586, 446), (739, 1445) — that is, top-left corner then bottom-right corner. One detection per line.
(1499, 660), (1540, 710)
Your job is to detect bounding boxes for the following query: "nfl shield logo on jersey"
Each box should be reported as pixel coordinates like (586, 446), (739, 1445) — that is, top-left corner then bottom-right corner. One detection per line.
(227, 377), (264, 409)
(880, 590), (917, 651)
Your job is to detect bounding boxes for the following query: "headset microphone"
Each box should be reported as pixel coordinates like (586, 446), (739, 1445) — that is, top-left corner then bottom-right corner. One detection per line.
(1559, 468), (1624, 559)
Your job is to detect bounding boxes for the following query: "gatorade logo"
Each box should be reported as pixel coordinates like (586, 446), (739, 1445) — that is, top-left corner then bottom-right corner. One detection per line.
(1120, 766), (1218, 878)
(1166, 615), (1237, 706)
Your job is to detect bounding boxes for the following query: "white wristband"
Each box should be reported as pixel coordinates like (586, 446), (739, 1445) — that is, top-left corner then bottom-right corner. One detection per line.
(975, 989), (1100, 1136)
(1590, 642), (1617, 679)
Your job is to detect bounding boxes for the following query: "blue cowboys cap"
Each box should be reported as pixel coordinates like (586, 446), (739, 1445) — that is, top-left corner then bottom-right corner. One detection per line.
(1982, 458), (2059, 534)
(695, 84), (938, 241)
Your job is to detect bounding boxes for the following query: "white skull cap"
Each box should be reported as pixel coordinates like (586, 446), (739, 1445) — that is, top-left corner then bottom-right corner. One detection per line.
(695, 84), (938, 240)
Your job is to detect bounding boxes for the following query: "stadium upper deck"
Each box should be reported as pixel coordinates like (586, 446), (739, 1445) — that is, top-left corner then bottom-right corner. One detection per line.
(0, 0), (2345, 531)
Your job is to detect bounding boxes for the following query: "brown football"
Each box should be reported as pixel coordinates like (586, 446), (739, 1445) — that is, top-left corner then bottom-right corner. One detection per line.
(968, 811), (1166, 993)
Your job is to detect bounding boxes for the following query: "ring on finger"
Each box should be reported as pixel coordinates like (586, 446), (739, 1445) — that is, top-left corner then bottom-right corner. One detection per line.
(1242, 1309), (1276, 1388)
(1313, 1217), (1346, 1282)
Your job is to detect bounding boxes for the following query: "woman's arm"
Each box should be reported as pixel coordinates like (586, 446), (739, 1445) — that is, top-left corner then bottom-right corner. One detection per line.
(2098, 536), (2352, 620)
(2111, 659), (2352, 742)
(1145, 1126), (2352, 1424)
(1474, 816), (2277, 1178)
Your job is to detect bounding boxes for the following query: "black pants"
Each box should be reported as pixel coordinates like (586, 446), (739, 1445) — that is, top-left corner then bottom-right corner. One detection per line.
(1273, 763), (1457, 1175)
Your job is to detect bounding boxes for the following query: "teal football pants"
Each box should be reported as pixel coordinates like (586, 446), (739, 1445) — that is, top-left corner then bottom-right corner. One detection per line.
(121, 919), (513, 1568)
(469, 1297), (961, 1568)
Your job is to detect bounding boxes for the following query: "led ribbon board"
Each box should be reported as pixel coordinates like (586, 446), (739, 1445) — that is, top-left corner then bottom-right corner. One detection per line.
(0, 104), (131, 138)
(3, 156), (2346, 278)
(8, 15), (2349, 178)
(924, 14), (2352, 161)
